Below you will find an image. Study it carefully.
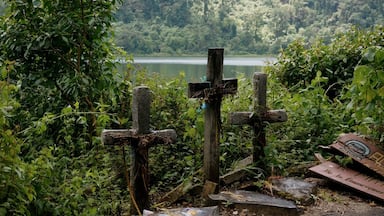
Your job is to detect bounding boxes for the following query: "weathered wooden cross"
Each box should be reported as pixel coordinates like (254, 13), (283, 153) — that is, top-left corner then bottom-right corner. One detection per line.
(101, 86), (177, 215)
(188, 48), (237, 185)
(229, 72), (287, 164)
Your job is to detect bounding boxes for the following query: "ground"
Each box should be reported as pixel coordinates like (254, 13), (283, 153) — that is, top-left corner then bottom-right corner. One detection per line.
(218, 184), (384, 216)
(301, 186), (384, 216)
(150, 175), (384, 216)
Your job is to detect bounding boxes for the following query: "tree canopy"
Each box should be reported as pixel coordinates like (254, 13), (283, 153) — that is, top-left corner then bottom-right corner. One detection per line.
(113, 0), (384, 55)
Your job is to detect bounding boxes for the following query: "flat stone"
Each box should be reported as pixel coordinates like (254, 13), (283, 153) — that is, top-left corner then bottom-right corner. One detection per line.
(209, 190), (300, 216)
(271, 177), (317, 205)
(143, 206), (219, 216)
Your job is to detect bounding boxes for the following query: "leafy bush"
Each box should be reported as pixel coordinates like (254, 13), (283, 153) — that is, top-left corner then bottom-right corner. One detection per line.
(347, 45), (384, 141)
(0, 65), (35, 215)
(263, 72), (349, 174)
(269, 26), (384, 98)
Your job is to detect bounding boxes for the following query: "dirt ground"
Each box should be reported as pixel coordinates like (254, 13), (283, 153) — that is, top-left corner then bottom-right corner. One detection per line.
(300, 186), (384, 216)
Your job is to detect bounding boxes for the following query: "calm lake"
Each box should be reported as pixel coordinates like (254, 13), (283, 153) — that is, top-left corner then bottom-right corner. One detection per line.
(128, 56), (276, 82)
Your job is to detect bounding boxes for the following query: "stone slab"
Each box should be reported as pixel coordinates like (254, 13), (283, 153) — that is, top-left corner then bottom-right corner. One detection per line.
(209, 190), (299, 216)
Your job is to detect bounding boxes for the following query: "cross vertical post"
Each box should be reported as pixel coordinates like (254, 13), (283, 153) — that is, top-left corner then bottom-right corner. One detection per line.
(188, 48), (237, 186)
(102, 86), (177, 215)
(253, 73), (268, 162)
(130, 86), (151, 213)
(229, 72), (287, 164)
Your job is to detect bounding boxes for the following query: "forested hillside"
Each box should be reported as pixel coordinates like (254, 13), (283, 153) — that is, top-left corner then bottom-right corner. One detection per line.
(114, 0), (384, 55)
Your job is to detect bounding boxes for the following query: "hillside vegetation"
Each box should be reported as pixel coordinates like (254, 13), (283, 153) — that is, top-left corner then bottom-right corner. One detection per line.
(114, 0), (384, 55)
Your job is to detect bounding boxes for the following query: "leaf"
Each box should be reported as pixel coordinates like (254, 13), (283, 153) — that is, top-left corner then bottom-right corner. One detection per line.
(375, 49), (384, 64)
(353, 65), (372, 85)
(61, 106), (73, 115)
(1, 67), (8, 79)
(363, 47), (376, 62)
(378, 86), (384, 97)
(62, 36), (69, 45)
(76, 116), (87, 125)
(365, 87), (376, 103)
(346, 101), (354, 110)
(378, 70), (384, 82)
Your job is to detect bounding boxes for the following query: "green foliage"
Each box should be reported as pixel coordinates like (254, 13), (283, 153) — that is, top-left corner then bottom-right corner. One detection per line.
(113, 0), (384, 55)
(347, 45), (384, 141)
(221, 74), (256, 171)
(262, 26), (384, 172)
(269, 27), (384, 98)
(0, 0), (132, 215)
(263, 72), (348, 173)
(0, 0), (124, 144)
(0, 66), (35, 216)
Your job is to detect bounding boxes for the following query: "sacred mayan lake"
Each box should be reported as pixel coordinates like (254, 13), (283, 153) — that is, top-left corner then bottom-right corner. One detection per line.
(126, 56), (276, 82)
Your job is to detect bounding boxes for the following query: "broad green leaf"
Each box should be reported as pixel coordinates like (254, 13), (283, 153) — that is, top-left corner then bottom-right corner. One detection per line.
(353, 65), (372, 85)
(365, 87), (376, 103)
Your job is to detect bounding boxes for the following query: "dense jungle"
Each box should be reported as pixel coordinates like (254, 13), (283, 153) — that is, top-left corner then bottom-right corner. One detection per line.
(0, 0), (383, 215)
(112, 0), (384, 55)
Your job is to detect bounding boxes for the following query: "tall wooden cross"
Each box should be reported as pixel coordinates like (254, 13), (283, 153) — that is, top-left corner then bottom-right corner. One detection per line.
(188, 48), (237, 185)
(101, 86), (177, 215)
(229, 72), (287, 164)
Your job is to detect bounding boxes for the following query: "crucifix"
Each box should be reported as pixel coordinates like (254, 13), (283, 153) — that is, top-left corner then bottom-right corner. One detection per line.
(229, 72), (287, 164)
(101, 86), (177, 215)
(188, 48), (237, 185)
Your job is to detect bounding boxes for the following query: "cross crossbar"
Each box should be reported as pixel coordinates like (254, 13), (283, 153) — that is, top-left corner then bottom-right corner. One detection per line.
(102, 129), (176, 147)
(229, 110), (287, 125)
(188, 79), (237, 99)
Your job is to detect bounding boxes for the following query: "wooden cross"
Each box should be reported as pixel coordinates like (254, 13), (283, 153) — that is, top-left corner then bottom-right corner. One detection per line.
(229, 72), (287, 164)
(101, 86), (177, 215)
(188, 48), (237, 185)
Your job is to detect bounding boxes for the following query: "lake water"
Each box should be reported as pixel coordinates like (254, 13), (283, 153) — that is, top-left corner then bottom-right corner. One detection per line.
(127, 56), (276, 83)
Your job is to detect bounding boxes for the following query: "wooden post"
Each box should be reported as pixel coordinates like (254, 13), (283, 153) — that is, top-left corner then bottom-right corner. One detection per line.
(229, 72), (287, 164)
(101, 86), (177, 215)
(188, 48), (237, 186)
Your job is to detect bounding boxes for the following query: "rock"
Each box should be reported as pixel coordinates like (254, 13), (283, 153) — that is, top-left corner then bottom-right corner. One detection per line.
(271, 177), (317, 205)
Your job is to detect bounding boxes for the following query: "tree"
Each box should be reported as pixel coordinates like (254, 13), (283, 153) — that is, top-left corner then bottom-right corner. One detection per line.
(0, 0), (123, 149)
(0, 0), (132, 214)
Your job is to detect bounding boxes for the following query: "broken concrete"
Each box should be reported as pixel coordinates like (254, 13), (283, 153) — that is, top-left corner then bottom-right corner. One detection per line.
(271, 177), (317, 205)
(209, 190), (300, 216)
